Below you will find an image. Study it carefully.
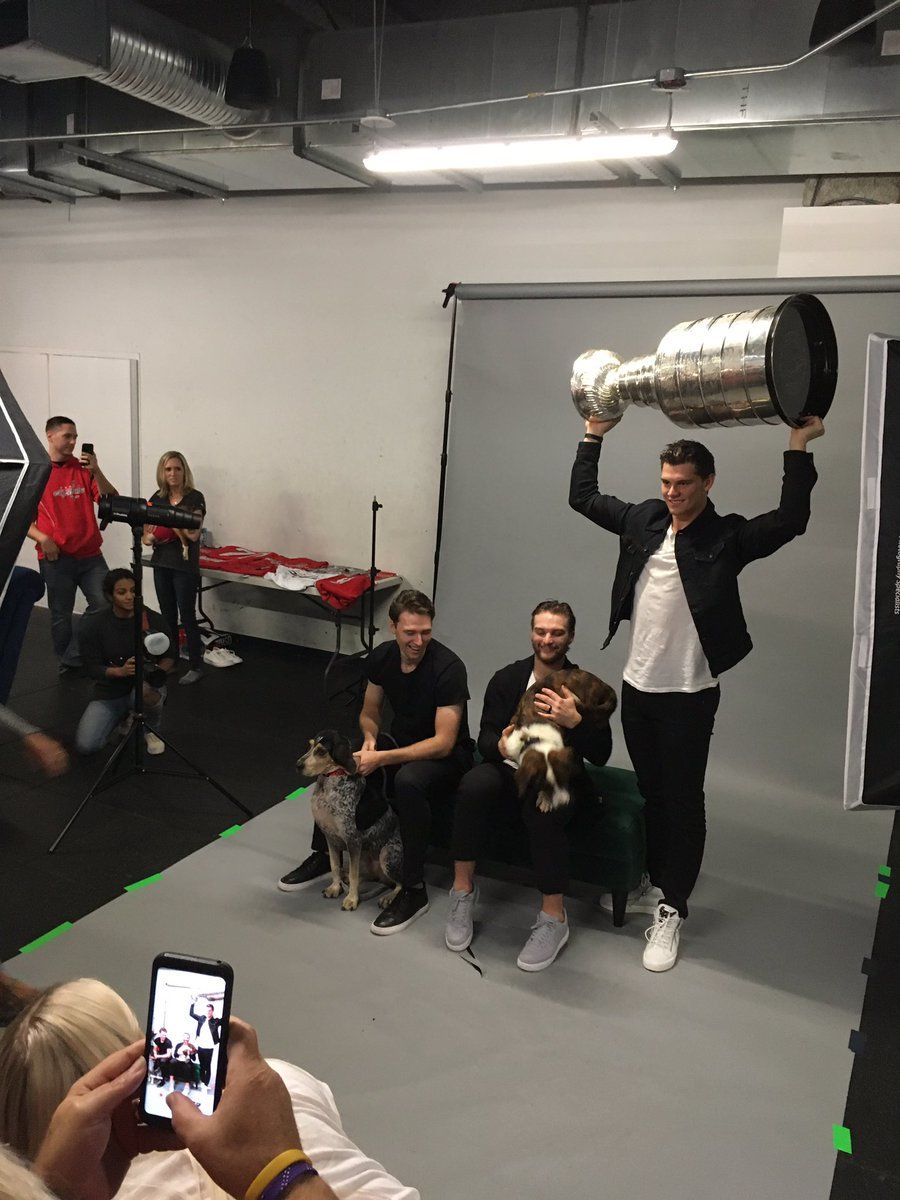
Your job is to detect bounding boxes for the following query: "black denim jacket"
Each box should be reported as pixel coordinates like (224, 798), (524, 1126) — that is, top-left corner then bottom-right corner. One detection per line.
(569, 440), (818, 678)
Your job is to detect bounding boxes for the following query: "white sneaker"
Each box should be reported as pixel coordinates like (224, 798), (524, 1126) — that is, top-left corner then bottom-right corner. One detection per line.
(204, 647), (242, 668)
(642, 904), (683, 972)
(144, 731), (165, 756)
(599, 874), (664, 916)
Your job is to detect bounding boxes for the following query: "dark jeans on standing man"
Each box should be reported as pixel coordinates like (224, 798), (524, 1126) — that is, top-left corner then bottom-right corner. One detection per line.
(197, 1046), (213, 1087)
(620, 680), (720, 919)
(450, 760), (584, 896)
(153, 565), (202, 669)
(39, 554), (108, 666)
(310, 734), (470, 888)
(0, 567), (45, 703)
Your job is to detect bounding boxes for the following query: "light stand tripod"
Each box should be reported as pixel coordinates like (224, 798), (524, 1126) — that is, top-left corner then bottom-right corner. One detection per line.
(322, 496), (383, 715)
(49, 526), (252, 853)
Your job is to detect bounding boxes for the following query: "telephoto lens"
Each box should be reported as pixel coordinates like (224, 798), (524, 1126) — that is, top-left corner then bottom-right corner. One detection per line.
(97, 495), (202, 530)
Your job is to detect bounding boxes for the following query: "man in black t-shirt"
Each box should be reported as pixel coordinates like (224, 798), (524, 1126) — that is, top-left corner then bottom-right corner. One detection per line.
(279, 589), (473, 935)
(150, 1027), (174, 1082)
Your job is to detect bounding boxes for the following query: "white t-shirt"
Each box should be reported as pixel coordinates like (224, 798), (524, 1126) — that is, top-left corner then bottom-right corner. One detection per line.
(119, 1059), (420, 1200)
(623, 526), (718, 694)
(503, 670), (536, 767)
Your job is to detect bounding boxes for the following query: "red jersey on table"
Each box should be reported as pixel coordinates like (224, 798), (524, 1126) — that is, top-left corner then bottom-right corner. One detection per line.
(34, 460), (102, 559)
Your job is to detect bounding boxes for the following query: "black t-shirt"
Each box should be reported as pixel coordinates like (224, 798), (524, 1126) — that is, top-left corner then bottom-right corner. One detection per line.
(148, 488), (206, 572)
(366, 638), (473, 758)
(80, 606), (173, 699)
(153, 1036), (172, 1056)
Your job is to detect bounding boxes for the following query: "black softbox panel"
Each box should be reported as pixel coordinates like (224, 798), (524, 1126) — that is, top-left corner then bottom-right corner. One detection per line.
(844, 334), (900, 809)
(0, 366), (50, 602)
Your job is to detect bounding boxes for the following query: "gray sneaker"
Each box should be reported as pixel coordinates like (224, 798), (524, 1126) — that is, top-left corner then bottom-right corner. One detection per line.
(516, 911), (569, 972)
(445, 885), (478, 952)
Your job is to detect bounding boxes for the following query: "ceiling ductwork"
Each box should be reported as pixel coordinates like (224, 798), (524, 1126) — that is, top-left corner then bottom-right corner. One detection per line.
(0, 0), (898, 200)
(0, 0), (264, 126)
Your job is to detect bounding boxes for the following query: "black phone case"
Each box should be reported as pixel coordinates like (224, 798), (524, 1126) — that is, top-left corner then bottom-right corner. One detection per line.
(139, 951), (234, 1128)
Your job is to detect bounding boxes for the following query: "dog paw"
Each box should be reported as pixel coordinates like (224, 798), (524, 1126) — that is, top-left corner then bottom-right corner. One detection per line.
(341, 896), (359, 911)
(537, 797), (552, 814)
(323, 882), (343, 899)
(378, 892), (395, 909)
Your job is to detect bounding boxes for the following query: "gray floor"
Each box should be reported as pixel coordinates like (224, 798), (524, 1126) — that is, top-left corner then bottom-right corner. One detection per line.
(7, 766), (891, 1200)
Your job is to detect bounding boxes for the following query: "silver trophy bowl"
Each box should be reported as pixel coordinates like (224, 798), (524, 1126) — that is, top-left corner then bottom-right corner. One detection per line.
(571, 293), (838, 429)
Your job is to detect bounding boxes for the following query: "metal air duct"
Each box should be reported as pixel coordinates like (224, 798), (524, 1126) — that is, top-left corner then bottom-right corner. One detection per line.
(0, 0), (265, 127)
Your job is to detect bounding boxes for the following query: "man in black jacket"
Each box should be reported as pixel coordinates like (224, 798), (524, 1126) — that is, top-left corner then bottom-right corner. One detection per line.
(569, 411), (824, 972)
(189, 998), (222, 1091)
(444, 600), (613, 972)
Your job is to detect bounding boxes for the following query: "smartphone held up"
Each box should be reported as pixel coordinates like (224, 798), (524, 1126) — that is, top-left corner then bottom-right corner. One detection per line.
(140, 952), (233, 1127)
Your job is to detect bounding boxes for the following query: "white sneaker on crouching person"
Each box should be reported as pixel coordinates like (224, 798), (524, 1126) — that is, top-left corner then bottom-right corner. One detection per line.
(445, 885), (478, 952)
(642, 903), (683, 972)
(144, 731), (165, 756)
(516, 910), (569, 972)
(599, 873), (664, 916)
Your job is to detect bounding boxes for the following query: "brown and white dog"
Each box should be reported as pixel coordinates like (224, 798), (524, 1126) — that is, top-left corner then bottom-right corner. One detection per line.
(296, 730), (403, 912)
(505, 668), (617, 813)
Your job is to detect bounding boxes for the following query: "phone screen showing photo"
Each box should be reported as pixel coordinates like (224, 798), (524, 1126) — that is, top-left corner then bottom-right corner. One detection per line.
(141, 954), (232, 1123)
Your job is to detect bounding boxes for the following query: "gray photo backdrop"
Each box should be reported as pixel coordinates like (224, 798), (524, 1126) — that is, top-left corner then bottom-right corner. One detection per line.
(435, 284), (900, 807)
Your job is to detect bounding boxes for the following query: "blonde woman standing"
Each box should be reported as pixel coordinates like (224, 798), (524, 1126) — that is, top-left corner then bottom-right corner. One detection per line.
(143, 451), (206, 685)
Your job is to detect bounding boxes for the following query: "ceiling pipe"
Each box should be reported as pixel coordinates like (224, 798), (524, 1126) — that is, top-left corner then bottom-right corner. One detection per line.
(0, 0), (896, 148)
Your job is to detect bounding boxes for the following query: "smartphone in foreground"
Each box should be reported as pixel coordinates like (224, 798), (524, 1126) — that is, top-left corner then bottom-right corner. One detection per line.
(139, 952), (233, 1127)
(81, 442), (94, 457)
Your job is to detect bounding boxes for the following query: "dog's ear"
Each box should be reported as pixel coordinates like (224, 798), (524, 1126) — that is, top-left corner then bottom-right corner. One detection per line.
(516, 748), (547, 801)
(331, 735), (358, 774)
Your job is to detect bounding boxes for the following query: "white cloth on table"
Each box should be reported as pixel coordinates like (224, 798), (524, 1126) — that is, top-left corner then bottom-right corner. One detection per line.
(118, 1058), (419, 1200)
(264, 565), (331, 591)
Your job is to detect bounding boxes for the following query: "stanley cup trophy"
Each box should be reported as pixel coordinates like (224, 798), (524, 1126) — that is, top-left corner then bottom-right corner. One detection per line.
(571, 293), (838, 429)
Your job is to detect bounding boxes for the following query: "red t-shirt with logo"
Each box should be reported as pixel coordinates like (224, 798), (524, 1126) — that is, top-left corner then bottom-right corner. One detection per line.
(34, 459), (103, 559)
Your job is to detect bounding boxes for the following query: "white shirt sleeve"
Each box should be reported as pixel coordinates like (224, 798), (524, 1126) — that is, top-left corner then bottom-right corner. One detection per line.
(118, 1059), (419, 1200)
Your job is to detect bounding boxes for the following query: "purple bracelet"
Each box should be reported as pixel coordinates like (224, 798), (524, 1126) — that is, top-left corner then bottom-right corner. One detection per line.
(259, 1160), (318, 1200)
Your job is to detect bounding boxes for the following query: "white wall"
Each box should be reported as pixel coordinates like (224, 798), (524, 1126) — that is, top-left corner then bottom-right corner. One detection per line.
(0, 182), (802, 646)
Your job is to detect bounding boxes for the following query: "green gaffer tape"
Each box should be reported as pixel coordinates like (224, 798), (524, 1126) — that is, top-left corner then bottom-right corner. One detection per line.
(219, 824), (242, 839)
(833, 1125), (852, 1155)
(875, 881), (890, 900)
(285, 786), (309, 801)
(19, 922), (74, 955)
(878, 865), (892, 878)
(124, 873), (163, 892)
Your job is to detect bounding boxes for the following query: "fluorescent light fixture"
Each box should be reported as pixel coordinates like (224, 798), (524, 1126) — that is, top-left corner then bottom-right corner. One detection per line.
(363, 132), (678, 174)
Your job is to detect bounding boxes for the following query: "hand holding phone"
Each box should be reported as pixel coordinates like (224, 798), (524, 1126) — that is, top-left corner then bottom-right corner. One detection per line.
(167, 1017), (308, 1200)
(80, 442), (96, 470)
(140, 952), (233, 1128)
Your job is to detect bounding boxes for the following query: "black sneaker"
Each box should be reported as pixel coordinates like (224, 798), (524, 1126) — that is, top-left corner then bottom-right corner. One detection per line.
(277, 850), (330, 892)
(370, 886), (430, 936)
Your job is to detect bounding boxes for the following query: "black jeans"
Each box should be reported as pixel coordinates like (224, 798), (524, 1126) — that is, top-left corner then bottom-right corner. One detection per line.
(0, 567), (44, 703)
(197, 1046), (213, 1087)
(450, 760), (581, 896)
(153, 566), (202, 669)
(620, 680), (720, 918)
(310, 737), (469, 888)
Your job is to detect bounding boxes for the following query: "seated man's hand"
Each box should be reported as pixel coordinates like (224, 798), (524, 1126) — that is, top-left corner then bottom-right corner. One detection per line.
(353, 748), (382, 776)
(34, 1039), (178, 1200)
(534, 685), (581, 729)
(497, 723), (515, 759)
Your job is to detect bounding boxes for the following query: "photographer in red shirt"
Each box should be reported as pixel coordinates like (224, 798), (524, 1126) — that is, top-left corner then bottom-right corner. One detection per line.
(27, 416), (118, 674)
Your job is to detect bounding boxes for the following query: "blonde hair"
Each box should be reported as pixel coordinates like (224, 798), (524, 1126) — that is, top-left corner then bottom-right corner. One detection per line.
(155, 450), (195, 498)
(0, 979), (141, 1159)
(0, 1146), (56, 1200)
